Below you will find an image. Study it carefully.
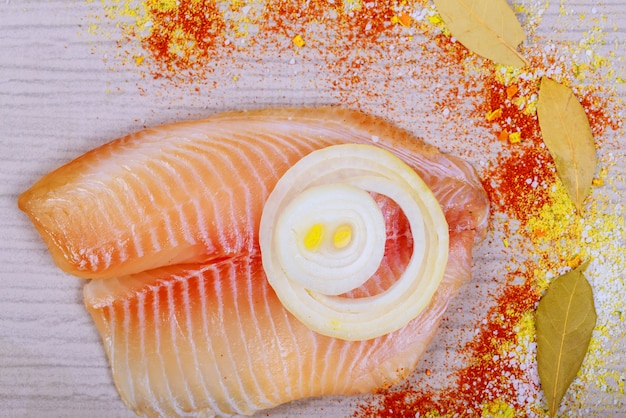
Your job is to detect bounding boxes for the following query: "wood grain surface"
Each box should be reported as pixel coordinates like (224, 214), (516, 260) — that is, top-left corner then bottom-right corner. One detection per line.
(1, 1), (624, 417)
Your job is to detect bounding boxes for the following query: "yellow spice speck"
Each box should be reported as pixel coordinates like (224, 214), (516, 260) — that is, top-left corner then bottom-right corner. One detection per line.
(481, 399), (516, 418)
(487, 108), (503, 121)
(508, 132), (522, 144)
(133, 54), (145, 66)
(427, 14), (443, 26)
(292, 34), (305, 48)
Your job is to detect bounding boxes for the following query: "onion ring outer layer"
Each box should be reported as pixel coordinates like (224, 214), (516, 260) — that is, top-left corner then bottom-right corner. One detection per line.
(259, 144), (449, 341)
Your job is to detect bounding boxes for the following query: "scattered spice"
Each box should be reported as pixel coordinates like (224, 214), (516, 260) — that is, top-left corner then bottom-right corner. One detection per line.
(483, 146), (557, 225)
(477, 70), (541, 144)
(353, 269), (542, 417)
(142, 0), (227, 73)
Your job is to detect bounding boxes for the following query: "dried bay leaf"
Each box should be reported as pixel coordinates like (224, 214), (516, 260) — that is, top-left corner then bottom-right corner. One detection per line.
(432, 0), (528, 67)
(537, 77), (597, 212)
(536, 261), (597, 416)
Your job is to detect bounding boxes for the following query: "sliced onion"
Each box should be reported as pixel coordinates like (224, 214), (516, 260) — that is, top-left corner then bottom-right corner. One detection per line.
(274, 183), (386, 296)
(259, 144), (449, 341)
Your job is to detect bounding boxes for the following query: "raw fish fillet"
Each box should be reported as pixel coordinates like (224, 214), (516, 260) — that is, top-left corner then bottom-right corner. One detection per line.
(19, 107), (489, 417)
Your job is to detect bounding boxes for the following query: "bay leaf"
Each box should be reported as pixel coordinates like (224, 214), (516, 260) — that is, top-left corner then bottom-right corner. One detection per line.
(432, 0), (528, 67)
(536, 261), (597, 416)
(536, 77), (597, 212)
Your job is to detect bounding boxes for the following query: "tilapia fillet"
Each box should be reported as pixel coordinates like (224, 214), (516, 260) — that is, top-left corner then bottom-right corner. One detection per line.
(18, 107), (489, 417)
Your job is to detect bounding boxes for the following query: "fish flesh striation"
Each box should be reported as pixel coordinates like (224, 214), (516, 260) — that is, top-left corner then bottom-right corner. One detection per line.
(19, 107), (489, 417)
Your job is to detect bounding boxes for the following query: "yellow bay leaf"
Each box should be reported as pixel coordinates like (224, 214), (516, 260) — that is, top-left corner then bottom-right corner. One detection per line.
(536, 261), (597, 416)
(536, 77), (597, 212)
(432, 0), (528, 67)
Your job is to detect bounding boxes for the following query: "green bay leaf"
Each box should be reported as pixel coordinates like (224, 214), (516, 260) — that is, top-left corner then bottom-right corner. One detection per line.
(536, 261), (597, 416)
(536, 77), (597, 212)
(432, 0), (528, 67)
